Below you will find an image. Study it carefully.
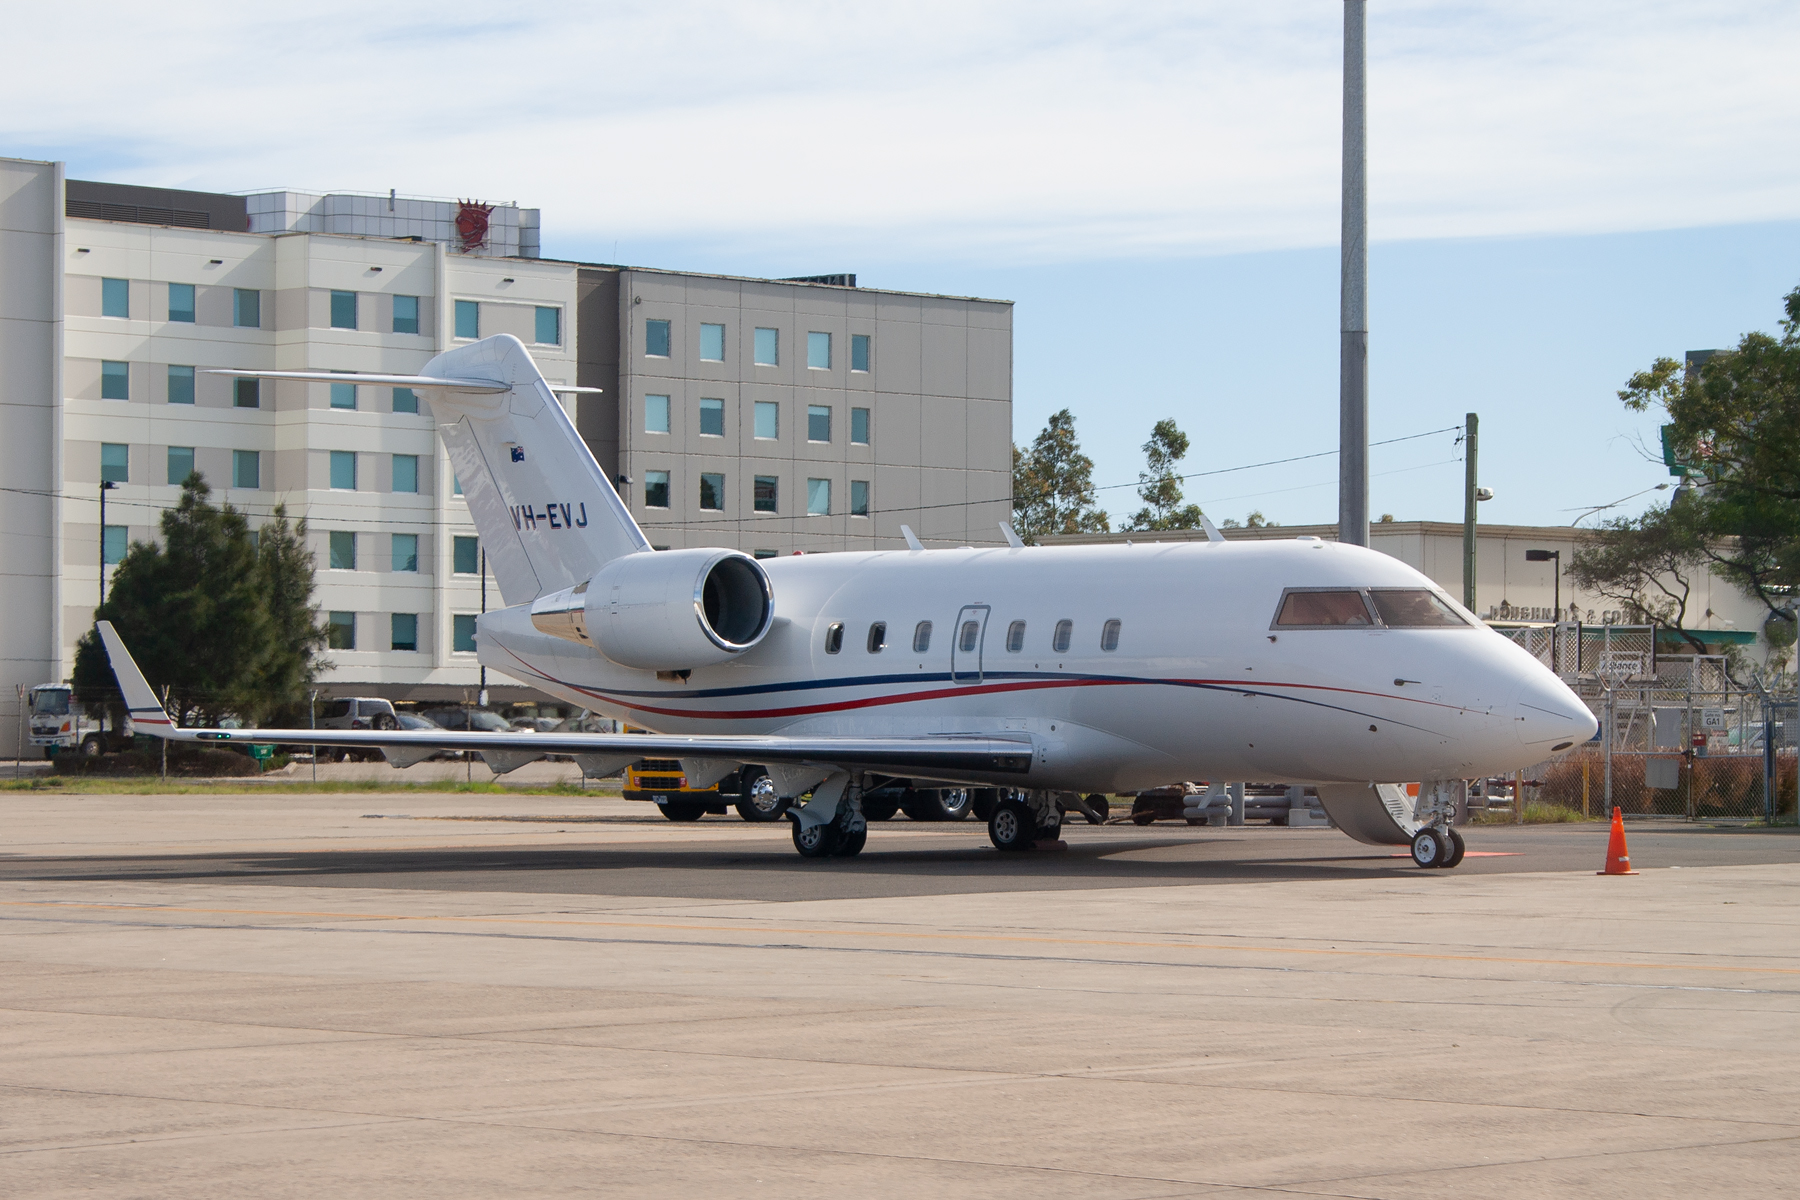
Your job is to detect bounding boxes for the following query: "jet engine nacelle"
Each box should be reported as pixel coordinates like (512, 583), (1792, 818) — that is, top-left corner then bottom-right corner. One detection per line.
(529, 548), (774, 671)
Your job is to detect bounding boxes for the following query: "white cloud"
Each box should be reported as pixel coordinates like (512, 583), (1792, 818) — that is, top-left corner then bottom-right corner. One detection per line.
(5, 1), (1798, 261)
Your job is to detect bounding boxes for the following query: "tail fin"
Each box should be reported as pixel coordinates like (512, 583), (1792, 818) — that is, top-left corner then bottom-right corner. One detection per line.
(422, 336), (649, 604)
(95, 621), (180, 736)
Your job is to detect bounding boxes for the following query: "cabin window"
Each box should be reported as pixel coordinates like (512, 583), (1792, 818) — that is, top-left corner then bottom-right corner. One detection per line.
(1369, 589), (1469, 628)
(825, 622), (844, 654)
(1273, 589), (1374, 628)
(867, 622), (887, 653)
(1052, 619), (1073, 653)
(913, 621), (932, 653)
(959, 620), (980, 653)
(1101, 619), (1122, 652)
(1005, 620), (1026, 653)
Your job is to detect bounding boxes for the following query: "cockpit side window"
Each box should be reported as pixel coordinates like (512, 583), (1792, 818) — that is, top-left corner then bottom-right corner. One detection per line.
(1273, 589), (1375, 628)
(1368, 589), (1470, 627)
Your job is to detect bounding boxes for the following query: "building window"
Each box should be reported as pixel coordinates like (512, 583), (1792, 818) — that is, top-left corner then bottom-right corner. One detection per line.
(393, 294), (419, 334)
(330, 450), (357, 490)
(913, 621), (932, 653)
(753, 549), (776, 559)
(1101, 619), (1122, 652)
(454, 299), (479, 339)
(754, 327), (778, 365)
(699, 397), (725, 437)
(391, 612), (418, 652)
(101, 361), (129, 401)
(851, 333), (871, 372)
(850, 479), (869, 517)
(452, 535), (479, 575)
(326, 611), (356, 650)
(645, 394), (670, 434)
(453, 613), (478, 653)
(330, 290), (357, 330)
(699, 473), (725, 511)
(393, 454), (419, 493)
(1006, 620), (1027, 653)
(233, 288), (260, 328)
(452, 473), (463, 496)
(807, 405), (831, 442)
(100, 443), (129, 483)
(102, 525), (128, 565)
(699, 322), (725, 362)
(1052, 619), (1073, 653)
(807, 478), (831, 516)
(102, 277), (129, 318)
(330, 378), (357, 409)
(167, 446), (195, 485)
(232, 450), (260, 489)
(392, 532), (418, 572)
(644, 470), (670, 508)
(645, 318), (671, 357)
(754, 400), (778, 439)
(851, 407), (870, 445)
(235, 378), (260, 408)
(167, 364), (195, 405)
(392, 387), (417, 414)
(535, 306), (561, 345)
(867, 622), (887, 653)
(168, 283), (195, 323)
(807, 331), (832, 370)
(753, 475), (778, 513)
(329, 531), (356, 570)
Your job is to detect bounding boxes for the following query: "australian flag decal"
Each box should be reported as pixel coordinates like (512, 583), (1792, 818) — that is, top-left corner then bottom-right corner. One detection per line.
(509, 445), (526, 463)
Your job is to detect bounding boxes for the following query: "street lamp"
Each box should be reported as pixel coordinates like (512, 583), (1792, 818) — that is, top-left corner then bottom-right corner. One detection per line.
(1525, 548), (1561, 619)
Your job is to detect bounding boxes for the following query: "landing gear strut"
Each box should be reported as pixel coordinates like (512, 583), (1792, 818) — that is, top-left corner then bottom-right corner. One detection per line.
(1411, 782), (1467, 869)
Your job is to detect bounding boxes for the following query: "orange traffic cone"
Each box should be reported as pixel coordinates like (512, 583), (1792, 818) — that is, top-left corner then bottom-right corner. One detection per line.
(1597, 806), (1638, 875)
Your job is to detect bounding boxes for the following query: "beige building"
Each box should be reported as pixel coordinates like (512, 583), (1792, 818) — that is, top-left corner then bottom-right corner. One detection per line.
(0, 158), (1015, 754)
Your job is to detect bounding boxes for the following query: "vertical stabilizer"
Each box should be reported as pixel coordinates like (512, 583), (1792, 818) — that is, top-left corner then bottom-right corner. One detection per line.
(423, 336), (649, 604)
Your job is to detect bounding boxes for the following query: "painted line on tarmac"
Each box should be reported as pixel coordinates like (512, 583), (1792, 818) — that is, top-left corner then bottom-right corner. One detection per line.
(3, 899), (1797, 977)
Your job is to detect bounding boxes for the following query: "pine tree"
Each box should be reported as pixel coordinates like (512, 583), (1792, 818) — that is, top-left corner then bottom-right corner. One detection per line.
(1012, 409), (1109, 542)
(1123, 419), (1204, 532)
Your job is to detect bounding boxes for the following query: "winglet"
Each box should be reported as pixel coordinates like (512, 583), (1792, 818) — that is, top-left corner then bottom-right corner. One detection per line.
(1198, 511), (1226, 544)
(999, 522), (1024, 549)
(95, 621), (176, 733)
(899, 525), (924, 552)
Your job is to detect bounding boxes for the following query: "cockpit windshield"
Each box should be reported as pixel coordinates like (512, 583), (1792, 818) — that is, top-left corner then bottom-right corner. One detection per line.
(31, 688), (71, 716)
(1368, 589), (1470, 627)
(1274, 590), (1374, 627)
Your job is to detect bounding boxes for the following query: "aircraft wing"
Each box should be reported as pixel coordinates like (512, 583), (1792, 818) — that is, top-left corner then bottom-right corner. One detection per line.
(96, 622), (1033, 779)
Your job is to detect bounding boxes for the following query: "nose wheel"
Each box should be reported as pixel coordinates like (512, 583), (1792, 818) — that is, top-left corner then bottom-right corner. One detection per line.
(1410, 826), (1466, 868)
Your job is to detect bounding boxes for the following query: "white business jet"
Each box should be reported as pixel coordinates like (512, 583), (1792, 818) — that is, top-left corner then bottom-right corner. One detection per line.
(98, 335), (1596, 867)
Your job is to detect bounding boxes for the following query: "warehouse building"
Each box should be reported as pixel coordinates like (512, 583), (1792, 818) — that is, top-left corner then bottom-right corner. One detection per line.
(0, 156), (1013, 753)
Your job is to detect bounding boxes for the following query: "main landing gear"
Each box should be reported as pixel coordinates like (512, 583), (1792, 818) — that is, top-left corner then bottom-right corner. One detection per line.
(987, 790), (1063, 852)
(789, 775), (868, 859)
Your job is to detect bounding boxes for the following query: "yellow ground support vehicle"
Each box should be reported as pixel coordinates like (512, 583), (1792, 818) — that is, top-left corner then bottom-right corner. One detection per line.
(623, 759), (792, 822)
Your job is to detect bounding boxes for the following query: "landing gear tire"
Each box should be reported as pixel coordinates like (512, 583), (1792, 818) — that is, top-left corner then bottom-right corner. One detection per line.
(971, 789), (999, 823)
(989, 799), (1038, 852)
(862, 798), (899, 822)
(832, 826), (867, 857)
(1438, 827), (1466, 868)
(1083, 794), (1110, 825)
(734, 769), (789, 822)
(1037, 815), (1064, 843)
(661, 801), (707, 822)
(792, 816), (841, 858)
(1410, 827), (1447, 868)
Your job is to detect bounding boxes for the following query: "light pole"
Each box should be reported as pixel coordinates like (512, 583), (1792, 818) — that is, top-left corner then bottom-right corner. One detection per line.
(98, 480), (117, 610)
(1338, 0), (1369, 548)
(1526, 548), (1561, 619)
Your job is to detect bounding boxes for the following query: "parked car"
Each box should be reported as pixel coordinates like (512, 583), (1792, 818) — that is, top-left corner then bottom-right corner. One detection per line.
(316, 697), (397, 761)
(419, 708), (514, 733)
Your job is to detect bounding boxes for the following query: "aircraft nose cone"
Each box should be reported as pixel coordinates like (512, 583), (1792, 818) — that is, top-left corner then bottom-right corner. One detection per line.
(1513, 668), (1598, 754)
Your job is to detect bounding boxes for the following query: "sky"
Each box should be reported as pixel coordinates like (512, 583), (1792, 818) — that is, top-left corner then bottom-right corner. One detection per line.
(7, 1), (1800, 528)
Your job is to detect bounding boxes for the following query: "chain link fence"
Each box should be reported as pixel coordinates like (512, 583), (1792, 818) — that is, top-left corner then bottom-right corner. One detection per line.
(1493, 623), (1796, 822)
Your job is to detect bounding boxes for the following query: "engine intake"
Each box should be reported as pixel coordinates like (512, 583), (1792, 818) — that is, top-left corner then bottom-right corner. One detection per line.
(529, 548), (774, 671)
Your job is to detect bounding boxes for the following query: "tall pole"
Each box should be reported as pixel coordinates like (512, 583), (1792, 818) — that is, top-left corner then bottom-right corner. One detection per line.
(1462, 413), (1479, 610)
(1338, 0), (1369, 548)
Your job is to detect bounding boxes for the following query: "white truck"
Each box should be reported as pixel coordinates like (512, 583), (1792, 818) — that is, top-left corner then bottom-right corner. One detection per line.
(26, 684), (129, 757)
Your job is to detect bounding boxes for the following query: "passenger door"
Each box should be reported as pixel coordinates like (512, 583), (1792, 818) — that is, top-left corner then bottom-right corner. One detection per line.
(950, 605), (990, 684)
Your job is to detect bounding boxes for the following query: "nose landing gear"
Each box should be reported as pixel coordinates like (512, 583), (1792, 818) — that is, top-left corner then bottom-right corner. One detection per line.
(1410, 782), (1468, 868)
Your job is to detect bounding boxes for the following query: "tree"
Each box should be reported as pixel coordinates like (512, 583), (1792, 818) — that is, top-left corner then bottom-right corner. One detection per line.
(72, 476), (328, 727)
(1122, 419), (1204, 532)
(1012, 409), (1109, 541)
(1220, 510), (1277, 529)
(1574, 281), (1800, 661)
